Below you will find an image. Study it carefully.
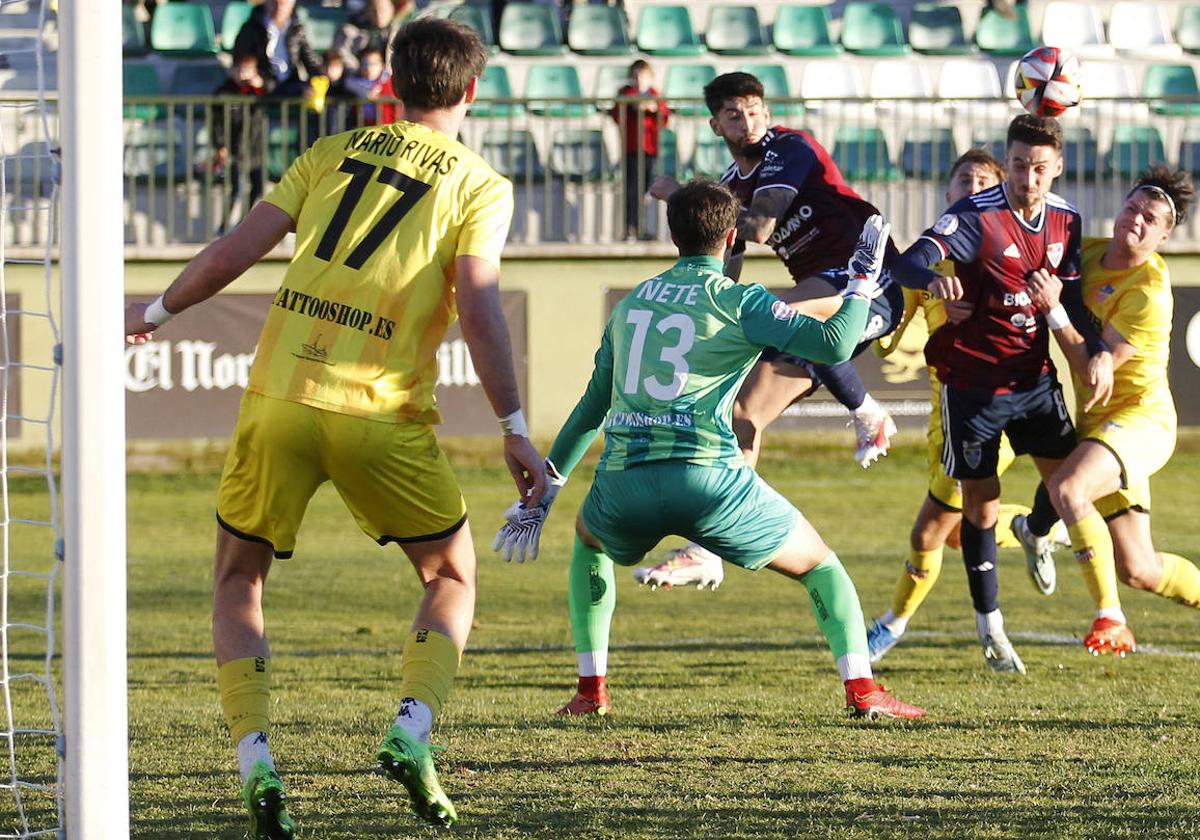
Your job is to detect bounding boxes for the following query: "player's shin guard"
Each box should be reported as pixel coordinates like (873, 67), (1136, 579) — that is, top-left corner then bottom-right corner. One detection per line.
(1068, 512), (1121, 613)
(959, 519), (999, 614)
(568, 535), (616, 665)
(995, 504), (1033, 550)
(397, 629), (461, 719)
(801, 552), (871, 680)
(218, 657), (272, 747)
(891, 548), (942, 621)
(1154, 553), (1200, 609)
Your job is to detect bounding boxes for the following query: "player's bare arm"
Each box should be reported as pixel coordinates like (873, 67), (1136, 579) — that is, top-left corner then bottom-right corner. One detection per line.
(736, 186), (792, 243)
(124, 202), (296, 343)
(455, 254), (547, 504)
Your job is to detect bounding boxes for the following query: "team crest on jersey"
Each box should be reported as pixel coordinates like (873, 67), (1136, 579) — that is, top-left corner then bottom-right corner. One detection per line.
(1047, 242), (1064, 268)
(771, 300), (793, 321)
(1096, 283), (1115, 303)
(933, 214), (958, 235)
(963, 441), (982, 470)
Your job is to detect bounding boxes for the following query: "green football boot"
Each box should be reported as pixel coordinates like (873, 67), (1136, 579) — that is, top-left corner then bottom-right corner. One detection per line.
(377, 724), (458, 826)
(241, 760), (296, 840)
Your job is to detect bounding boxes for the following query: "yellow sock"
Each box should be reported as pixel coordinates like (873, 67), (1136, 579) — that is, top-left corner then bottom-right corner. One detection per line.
(217, 657), (271, 746)
(1068, 512), (1121, 611)
(397, 629), (461, 717)
(995, 504), (1032, 549)
(891, 548), (943, 619)
(1154, 553), (1200, 609)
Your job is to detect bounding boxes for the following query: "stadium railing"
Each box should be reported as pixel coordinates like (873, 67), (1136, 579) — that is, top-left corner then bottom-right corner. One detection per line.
(10, 94), (1200, 252)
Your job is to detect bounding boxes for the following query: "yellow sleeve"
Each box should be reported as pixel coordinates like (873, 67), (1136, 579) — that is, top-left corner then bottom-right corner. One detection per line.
(874, 287), (924, 357)
(1108, 284), (1169, 350)
(455, 173), (514, 270)
(262, 142), (317, 221)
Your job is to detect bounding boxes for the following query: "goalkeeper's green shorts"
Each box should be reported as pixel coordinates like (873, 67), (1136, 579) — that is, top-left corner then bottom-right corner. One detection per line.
(579, 462), (799, 569)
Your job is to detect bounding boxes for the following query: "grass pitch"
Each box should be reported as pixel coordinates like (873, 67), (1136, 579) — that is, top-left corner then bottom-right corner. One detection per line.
(116, 434), (1200, 838)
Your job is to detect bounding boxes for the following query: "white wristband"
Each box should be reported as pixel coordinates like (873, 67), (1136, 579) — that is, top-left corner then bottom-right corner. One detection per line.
(144, 295), (174, 326)
(1045, 305), (1070, 331)
(842, 275), (875, 300)
(498, 409), (528, 438)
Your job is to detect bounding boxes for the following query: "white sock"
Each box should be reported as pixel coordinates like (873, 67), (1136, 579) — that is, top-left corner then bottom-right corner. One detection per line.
(976, 609), (1005, 639)
(394, 697), (434, 743)
(1097, 606), (1128, 624)
(852, 393), (879, 415)
(237, 731), (274, 783)
(576, 651), (607, 678)
(836, 652), (872, 681)
(879, 610), (909, 635)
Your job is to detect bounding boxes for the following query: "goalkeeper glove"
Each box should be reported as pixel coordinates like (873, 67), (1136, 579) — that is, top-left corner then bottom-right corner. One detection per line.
(492, 460), (566, 563)
(843, 214), (891, 299)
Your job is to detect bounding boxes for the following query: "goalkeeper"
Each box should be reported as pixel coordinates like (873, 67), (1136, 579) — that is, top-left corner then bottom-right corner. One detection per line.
(494, 180), (924, 721)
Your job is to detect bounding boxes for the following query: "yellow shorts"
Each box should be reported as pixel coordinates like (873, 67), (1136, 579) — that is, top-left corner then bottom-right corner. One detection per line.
(1084, 407), (1176, 519)
(216, 392), (467, 558)
(926, 369), (1016, 510)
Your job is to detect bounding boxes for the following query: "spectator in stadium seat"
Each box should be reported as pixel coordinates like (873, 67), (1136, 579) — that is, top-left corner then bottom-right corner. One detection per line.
(611, 59), (669, 241)
(334, 0), (414, 72)
(233, 0), (325, 98)
(344, 45), (390, 125)
(210, 50), (267, 236)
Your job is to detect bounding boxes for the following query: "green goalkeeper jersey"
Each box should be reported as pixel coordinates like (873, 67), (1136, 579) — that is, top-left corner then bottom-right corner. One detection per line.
(548, 255), (868, 475)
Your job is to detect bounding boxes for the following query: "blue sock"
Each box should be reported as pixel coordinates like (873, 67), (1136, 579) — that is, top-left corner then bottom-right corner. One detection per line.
(1026, 482), (1057, 538)
(960, 518), (999, 614)
(812, 361), (867, 411)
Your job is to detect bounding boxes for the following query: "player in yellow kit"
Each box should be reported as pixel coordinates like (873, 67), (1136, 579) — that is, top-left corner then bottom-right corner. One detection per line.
(125, 19), (546, 836)
(866, 149), (1067, 663)
(1028, 166), (1200, 656)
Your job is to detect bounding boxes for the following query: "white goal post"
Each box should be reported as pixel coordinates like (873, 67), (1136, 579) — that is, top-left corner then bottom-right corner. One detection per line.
(58, 1), (129, 837)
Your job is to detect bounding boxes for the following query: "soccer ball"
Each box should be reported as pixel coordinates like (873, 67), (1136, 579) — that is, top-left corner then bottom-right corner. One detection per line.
(1013, 46), (1082, 118)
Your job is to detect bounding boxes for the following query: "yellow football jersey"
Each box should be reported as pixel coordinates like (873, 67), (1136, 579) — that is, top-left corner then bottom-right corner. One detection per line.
(251, 120), (514, 423)
(1076, 237), (1176, 426)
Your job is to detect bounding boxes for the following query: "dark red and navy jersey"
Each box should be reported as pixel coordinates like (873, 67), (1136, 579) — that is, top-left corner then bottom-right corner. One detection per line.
(720, 126), (889, 282)
(896, 183), (1082, 392)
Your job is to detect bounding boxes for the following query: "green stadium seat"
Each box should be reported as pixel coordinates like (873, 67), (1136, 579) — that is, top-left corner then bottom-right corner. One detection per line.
(705, 6), (770, 56)
(1178, 127), (1200, 177)
(900, 128), (956, 178)
(499, 3), (566, 55)
(149, 3), (218, 56)
(1179, 6), (1200, 54)
(1143, 63), (1200, 115)
(525, 64), (587, 116)
(221, 2), (253, 52)
(738, 63), (801, 115)
(470, 65), (523, 117)
(657, 127), (680, 179)
(693, 132), (733, 177)
(297, 5), (346, 53)
(167, 60), (230, 119)
(1062, 127), (1099, 180)
(974, 6), (1035, 56)
(481, 128), (544, 180)
(772, 5), (841, 56)
(124, 62), (163, 120)
(549, 129), (610, 180)
(908, 4), (973, 55)
(832, 126), (901, 181)
(840, 2), (910, 57)
(595, 63), (632, 99)
(446, 4), (498, 52)
(1106, 126), (1167, 178)
(267, 122), (302, 182)
(663, 63), (717, 116)
(636, 5), (705, 57)
(123, 119), (192, 182)
(567, 5), (632, 55)
(123, 5), (147, 55)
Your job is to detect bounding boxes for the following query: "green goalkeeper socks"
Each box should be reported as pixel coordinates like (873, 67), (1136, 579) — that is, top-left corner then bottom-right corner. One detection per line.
(568, 534), (616, 655)
(801, 552), (871, 669)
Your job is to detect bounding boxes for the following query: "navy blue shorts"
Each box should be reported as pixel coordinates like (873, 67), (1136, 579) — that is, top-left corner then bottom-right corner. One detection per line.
(760, 268), (903, 367)
(940, 374), (1075, 480)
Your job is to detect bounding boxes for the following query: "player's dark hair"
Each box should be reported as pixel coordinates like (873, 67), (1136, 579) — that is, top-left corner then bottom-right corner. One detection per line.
(667, 180), (741, 256)
(703, 72), (764, 117)
(1006, 113), (1063, 151)
(949, 148), (1004, 183)
(389, 18), (487, 111)
(1132, 164), (1194, 226)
